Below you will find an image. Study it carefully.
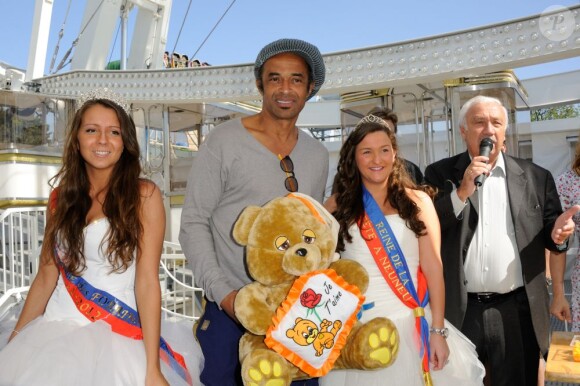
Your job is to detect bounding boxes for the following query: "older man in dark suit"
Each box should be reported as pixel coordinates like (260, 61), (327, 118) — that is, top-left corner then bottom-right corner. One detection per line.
(424, 95), (576, 386)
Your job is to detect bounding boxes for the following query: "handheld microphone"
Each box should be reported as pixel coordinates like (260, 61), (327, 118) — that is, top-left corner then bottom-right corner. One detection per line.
(474, 138), (494, 187)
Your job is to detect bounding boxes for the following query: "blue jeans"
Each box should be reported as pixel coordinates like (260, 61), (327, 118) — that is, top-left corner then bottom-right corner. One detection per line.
(195, 300), (319, 386)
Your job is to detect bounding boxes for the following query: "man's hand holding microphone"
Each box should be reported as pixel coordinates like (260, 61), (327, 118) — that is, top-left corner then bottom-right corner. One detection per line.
(457, 138), (494, 203)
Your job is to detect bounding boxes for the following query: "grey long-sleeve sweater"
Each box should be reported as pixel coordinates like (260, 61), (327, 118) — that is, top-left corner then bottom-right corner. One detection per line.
(179, 118), (329, 306)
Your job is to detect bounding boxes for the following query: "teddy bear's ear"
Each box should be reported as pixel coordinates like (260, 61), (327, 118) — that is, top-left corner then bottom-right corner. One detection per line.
(233, 205), (262, 245)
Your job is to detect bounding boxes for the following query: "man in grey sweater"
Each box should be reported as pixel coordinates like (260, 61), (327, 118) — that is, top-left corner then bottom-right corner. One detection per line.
(179, 38), (329, 386)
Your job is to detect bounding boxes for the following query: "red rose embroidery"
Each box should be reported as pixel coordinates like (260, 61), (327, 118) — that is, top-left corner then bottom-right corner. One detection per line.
(301, 288), (322, 309)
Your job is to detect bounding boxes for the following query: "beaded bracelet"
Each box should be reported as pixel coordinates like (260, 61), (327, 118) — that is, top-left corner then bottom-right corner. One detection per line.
(429, 327), (449, 339)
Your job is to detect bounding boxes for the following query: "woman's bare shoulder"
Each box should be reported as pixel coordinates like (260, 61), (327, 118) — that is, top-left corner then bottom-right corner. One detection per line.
(138, 179), (161, 201)
(405, 187), (431, 204)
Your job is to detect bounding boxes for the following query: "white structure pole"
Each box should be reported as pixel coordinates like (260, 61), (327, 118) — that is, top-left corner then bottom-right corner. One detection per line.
(26, 0), (54, 81)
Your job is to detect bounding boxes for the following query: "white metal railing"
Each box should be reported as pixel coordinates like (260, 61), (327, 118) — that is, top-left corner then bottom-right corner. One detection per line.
(0, 207), (46, 294)
(160, 241), (204, 321)
(0, 208), (203, 321)
(0, 287), (29, 325)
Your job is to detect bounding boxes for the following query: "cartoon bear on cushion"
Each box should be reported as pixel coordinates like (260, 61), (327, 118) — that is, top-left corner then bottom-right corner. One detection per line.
(233, 193), (399, 385)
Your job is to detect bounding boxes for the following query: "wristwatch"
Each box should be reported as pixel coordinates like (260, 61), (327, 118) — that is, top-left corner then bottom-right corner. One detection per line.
(555, 239), (569, 252)
(429, 327), (449, 339)
(546, 276), (553, 287)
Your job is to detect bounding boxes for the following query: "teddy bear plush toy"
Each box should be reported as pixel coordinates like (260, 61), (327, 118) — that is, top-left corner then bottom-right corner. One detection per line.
(233, 193), (399, 385)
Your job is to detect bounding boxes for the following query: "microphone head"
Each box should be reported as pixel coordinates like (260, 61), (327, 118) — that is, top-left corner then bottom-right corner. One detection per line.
(475, 137), (494, 187)
(479, 137), (494, 149)
(479, 137), (494, 157)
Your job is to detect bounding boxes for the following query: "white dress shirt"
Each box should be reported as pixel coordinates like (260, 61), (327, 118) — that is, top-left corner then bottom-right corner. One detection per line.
(451, 153), (523, 293)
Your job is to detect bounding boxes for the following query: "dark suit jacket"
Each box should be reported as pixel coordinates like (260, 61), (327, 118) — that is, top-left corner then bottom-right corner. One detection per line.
(402, 158), (423, 185)
(424, 151), (563, 355)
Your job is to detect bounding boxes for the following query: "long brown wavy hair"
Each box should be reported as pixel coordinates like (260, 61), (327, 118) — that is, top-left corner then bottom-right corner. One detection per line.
(44, 99), (143, 275)
(333, 117), (434, 252)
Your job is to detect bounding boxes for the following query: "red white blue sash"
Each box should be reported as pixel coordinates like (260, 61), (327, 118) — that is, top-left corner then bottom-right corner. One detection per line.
(361, 186), (432, 385)
(54, 246), (192, 385)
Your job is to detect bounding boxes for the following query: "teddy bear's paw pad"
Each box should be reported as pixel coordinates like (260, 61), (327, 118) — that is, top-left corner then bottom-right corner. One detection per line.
(246, 359), (286, 386)
(367, 326), (399, 367)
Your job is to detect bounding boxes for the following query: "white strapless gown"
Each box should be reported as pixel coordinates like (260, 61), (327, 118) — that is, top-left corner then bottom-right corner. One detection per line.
(321, 215), (485, 386)
(0, 219), (203, 386)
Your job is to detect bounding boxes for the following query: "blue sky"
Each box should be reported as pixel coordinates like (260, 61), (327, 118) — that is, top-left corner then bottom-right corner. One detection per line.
(1, 0), (579, 79)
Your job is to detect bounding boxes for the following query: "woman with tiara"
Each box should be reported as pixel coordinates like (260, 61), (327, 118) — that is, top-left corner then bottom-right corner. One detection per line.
(0, 90), (201, 385)
(321, 114), (484, 385)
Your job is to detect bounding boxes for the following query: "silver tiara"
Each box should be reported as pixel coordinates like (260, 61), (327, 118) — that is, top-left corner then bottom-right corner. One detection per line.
(76, 88), (130, 115)
(355, 114), (388, 128)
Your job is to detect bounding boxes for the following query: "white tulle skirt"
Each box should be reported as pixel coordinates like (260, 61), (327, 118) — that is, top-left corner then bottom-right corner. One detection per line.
(0, 302), (204, 386)
(321, 217), (485, 386)
(320, 308), (485, 386)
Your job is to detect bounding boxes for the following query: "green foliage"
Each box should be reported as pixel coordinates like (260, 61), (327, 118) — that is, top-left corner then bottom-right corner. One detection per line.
(0, 107), (45, 146)
(531, 104), (580, 122)
(20, 125), (45, 145)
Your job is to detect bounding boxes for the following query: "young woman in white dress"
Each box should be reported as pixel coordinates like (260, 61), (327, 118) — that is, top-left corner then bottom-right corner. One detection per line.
(0, 91), (199, 386)
(321, 114), (484, 386)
